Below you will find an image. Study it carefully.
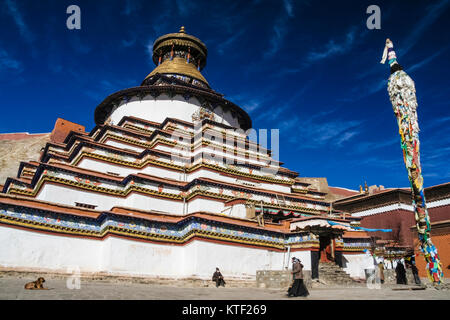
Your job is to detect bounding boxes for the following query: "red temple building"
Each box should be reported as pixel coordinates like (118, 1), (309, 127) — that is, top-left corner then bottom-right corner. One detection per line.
(334, 183), (450, 277)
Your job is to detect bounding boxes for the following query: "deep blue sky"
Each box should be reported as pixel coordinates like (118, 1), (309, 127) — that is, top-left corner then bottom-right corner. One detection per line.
(0, 0), (449, 190)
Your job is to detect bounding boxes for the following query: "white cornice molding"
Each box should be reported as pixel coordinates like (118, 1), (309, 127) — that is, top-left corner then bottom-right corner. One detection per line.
(427, 198), (450, 209)
(351, 198), (450, 217)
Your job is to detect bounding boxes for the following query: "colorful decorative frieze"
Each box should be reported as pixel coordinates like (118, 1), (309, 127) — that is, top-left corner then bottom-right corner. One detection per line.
(70, 148), (294, 186)
(0, 204), (321, 250)
(6, 167), (329, 216)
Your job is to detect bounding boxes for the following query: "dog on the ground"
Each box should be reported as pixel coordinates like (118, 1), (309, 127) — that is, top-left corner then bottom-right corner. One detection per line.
(24, 277), (48, 290)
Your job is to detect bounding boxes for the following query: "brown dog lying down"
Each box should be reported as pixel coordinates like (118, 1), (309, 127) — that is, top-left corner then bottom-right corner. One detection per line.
(24, 277), (49, 290)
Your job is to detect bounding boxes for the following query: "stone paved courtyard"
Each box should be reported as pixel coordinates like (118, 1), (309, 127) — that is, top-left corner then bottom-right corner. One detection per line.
(0, 274), (449, 300)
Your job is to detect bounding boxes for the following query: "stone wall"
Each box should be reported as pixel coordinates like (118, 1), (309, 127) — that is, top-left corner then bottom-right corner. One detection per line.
(256, 270), (312, 290)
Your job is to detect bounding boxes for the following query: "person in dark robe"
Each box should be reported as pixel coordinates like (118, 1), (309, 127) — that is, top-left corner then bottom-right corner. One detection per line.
(287, 257), (309, 297)
(411, 262), (421, 285)
(212, 267), (226, 287)
(395, 260), (407, 284)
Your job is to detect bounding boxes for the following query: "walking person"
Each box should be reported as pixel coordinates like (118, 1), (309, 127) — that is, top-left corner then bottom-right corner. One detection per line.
(378, 262), (385, 284)
(212, 267), (226, 287)
(395, 260), (407, 284)
(287, 257), (309, 297)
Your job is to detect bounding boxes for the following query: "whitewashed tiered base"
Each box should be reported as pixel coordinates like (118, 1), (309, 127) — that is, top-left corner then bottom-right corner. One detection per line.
(0, 225), (371, 280)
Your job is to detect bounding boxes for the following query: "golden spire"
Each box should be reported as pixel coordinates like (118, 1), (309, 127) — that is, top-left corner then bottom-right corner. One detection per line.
(179, 26), (186, 33)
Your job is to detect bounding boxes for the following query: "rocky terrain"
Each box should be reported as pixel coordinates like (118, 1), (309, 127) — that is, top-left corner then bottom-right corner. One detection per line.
(0, 133), (50, 186)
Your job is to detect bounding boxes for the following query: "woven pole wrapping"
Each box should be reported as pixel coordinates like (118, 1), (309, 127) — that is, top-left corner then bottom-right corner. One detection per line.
(386, 65), (443, 284)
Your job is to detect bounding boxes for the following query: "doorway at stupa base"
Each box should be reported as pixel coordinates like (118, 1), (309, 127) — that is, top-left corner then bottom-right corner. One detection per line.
(318, 231), (342, 264)
(311, 231), (345, 279)
(319, 234), (333, 263)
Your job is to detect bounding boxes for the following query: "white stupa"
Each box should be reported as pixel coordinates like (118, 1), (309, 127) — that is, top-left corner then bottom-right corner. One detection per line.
(0, 27), (373, 280)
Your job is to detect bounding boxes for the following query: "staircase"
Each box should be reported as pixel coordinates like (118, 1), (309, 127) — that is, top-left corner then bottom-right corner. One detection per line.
(317, 262), (364, 287)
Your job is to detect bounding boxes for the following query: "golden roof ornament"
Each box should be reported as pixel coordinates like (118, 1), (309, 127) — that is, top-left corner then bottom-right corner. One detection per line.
(142, 26), (209, 87)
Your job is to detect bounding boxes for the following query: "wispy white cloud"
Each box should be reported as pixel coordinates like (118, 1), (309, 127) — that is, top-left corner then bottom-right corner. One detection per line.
(4, 0), (34, 44)
(99, 79), (137, 91)
(364, 79), (386, 96)
(398, 0), (450, 56)
(264, 16), (290, 59)
(122, 37), (137, 48)
(243, 100), (263, 113)
(283, 0), (294, 17)
(0, 49), (23, 72)
(217, 29), (245, 55)
(143, 3), (173, 64)
(307, 27), (361, 62)
(255, 103), (288, 123)
(271, 65), (308, 78)
(423, 147), (450, 162)
(408, 46), (448, 73)
(285, 116), (363, 149)
(352, 137), (398, 155)
(353, 3), (446, 82)
(254, 78), (319, 122)
(431, 116), (450, 126)
(277, 106), (363, 149)
(422, 172), (450, 179)
(338, 78), (386, 103)
(421, 149), (450, 179)
(336, 131), (359, 147)
(122, 0), (141, 16)
(264, 0), (302, 59)
(84, 78), (137, 102)
(203, 3), (242, 37)
(228, 93), (265, 114)
(175, 0), (197, 16)
(348, 42), (445, 103)
(355, 156), (403, 168)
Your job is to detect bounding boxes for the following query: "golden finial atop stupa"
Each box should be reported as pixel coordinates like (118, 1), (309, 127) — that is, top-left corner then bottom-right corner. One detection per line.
(142, 26), (209, 87)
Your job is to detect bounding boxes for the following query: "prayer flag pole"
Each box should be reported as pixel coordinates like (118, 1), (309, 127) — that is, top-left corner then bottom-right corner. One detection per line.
(381, 38), (443, 285)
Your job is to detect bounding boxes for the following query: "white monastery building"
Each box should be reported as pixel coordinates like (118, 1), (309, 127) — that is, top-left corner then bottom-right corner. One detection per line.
(0, 27), (374, 281)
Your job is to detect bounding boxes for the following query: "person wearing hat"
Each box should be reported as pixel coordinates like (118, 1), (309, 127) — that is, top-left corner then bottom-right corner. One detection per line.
(212, 267), (226, 287)
(287, 257), (309, 297)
